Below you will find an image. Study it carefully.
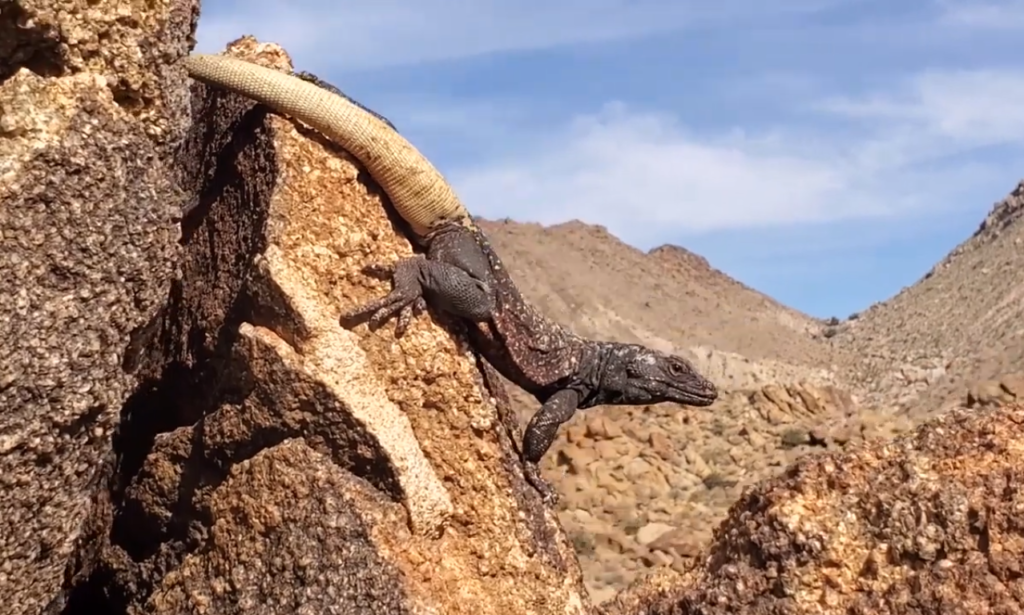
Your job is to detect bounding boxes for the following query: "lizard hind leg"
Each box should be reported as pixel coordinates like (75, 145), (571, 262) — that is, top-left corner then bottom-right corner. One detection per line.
(340, 253), (494, 336)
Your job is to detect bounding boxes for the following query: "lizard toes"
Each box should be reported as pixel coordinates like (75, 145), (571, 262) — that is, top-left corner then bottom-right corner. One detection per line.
(524, 462), (559, 507)
(393, 303), (416, 338)
(368, 304), (402, 330)
(361, 261), (396, 279)
(367, 292), (419, 331)
(339, 293), (396, 325)
(412, 296), (427, 316)
(392, 297), (427, 337)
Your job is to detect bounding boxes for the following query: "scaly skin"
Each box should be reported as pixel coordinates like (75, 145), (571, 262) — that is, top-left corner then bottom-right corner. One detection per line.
(183, 53), (719, 505)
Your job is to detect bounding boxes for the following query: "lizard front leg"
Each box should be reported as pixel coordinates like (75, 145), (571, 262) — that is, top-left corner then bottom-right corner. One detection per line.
(340, 254), (494, 337)
(522, 388), (581, 507)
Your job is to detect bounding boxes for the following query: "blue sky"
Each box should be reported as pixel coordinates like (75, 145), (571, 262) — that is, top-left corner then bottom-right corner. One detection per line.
(195, 0), (1024, 319)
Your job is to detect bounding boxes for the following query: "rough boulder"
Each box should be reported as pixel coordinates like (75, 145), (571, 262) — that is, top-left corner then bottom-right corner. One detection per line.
(604, 403), (1024, 614)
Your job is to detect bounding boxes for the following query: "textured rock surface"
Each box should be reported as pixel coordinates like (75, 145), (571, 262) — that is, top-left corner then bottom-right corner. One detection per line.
(0, 0), (195, 611)
(601, 403), (1024, 614)
(58, 38), (590, 614)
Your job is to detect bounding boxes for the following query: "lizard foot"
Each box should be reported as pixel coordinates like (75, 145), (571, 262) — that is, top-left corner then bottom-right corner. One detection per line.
(523, 462), (559, 507)
(339, 257), (427, 337)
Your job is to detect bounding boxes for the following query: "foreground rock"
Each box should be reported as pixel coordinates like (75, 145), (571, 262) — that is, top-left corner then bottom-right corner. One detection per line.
(0, 0), (193, 611)
(603, 403), (1024, 614)
(55, 38), (589, 614)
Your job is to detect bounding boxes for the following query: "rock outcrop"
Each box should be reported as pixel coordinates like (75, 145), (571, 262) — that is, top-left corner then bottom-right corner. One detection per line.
(966, 371), (1024, 408)
(603, 403), (1024, 614)
(1, 0), (195, 612)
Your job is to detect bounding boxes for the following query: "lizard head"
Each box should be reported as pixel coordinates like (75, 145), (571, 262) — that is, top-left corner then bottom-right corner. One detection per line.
(596, 344), (718, 407)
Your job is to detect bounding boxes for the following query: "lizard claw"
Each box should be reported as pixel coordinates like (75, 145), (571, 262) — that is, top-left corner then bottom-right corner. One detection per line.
(392, 296), (427, 337)
(524, 462), (559, 507)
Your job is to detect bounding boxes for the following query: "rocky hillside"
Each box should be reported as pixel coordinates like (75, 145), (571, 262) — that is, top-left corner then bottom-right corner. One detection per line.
(601, 402), (1024, 615)
(831, 182), (1024, 415)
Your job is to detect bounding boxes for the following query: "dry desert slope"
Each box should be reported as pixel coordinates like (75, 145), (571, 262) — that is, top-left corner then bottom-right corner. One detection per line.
(831, 180), (1024, 416)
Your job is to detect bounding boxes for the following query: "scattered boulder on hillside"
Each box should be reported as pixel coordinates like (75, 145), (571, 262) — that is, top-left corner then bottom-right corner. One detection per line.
(601, 403), (1024, 614)
(972, 180), (1024, 243)
(966, 371), (1024, 408)
(747, 382), (855, 425)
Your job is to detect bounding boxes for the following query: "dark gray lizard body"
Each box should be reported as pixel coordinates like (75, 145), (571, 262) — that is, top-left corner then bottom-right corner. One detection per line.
(182, 54), (720, 505)
(339, 209), (719, 504)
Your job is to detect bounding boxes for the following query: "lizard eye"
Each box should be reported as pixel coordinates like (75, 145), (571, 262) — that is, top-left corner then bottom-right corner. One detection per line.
(667, 362), (685, 377)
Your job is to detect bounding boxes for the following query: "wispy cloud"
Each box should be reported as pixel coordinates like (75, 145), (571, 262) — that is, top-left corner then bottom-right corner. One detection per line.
(935, 0), (1024, 30)
(196, 0), (852, 70)
(817, 69), (1024, 144)
(446, 68), (1024, 243)
(450, 104), (853, 235)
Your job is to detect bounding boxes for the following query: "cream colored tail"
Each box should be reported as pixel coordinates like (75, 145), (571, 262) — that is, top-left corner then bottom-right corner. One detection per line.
(183, 53), (468, 236)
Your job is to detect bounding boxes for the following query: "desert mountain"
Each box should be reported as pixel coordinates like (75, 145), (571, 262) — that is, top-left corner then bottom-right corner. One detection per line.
(479, 180), (1024, 413)
(474, 180), (1024, 601)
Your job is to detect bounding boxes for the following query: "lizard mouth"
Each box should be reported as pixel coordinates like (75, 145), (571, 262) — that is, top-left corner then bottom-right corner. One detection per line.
(683, 391), (718, 406)
(677, 381), (718, 406)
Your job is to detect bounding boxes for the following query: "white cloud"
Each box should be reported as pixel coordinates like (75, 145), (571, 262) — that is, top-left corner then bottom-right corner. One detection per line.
(817, 70), (1024, 144)
(195, 0), (854, 69)
(442, 70), (1024, 243)
(935, 0), (1024, 30)
(449, 104), (854, 233)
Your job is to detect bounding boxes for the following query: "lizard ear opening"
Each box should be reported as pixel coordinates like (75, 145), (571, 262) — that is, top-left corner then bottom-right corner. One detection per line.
(624, 353), (650, 379)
